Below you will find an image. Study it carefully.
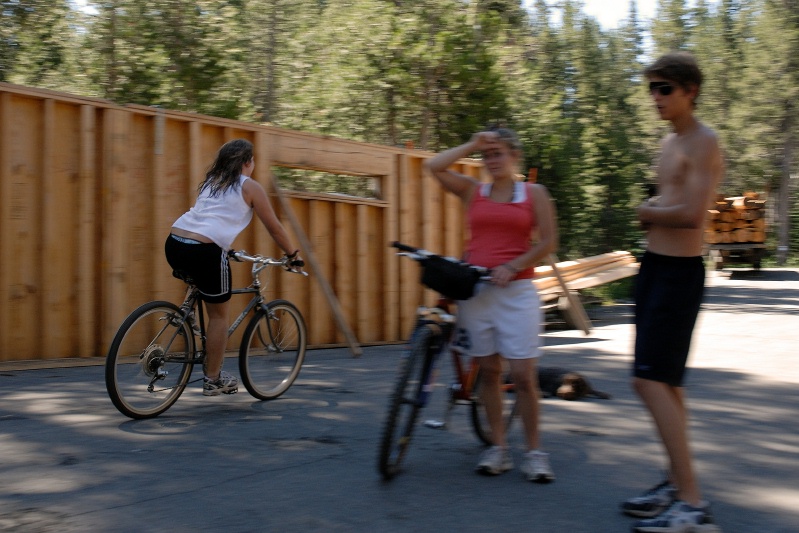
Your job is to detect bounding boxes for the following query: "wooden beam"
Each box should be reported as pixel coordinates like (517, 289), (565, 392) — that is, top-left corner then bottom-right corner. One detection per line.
(563, 263), (640, 291)
(546, 254), (591, 335)
(270, 180), (362, 357)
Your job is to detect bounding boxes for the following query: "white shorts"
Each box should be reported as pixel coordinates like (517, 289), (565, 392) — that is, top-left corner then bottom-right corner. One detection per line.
(452, 279), (542, 359)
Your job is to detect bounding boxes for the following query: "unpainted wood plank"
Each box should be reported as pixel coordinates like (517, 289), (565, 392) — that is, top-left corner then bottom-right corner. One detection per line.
(77, 105), (98, 358)
(548, 256), (636, 286)
(159, 119), (193, 304)
(383, 154), (402, 341)
(444, 184), (462, 259)
(563, 263), (640, 291)
(252, 132), (280, 303)
(356, 205), (383, 343)
(398, 155), (423, 334)
(1, 94), (42, 359)
(283, 196), (310, 309)
(535, 251), (634, 278)
(275, 185), (361, 355)
(188, 121), (204, 204)
(269, 134), (394, 177)
(0, 93), (10, 359)
(150, 109), (170, 304)
(101, 109), (132, 350)
(308, 199), (336, 345)
(126, 113), (155, 319)
(547, 255), (592, 334)
(42, 100), (81, 358)
(335, 202), (358, 345)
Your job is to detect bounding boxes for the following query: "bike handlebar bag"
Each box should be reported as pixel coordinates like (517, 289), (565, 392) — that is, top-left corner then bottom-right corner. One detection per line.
(420, 255), (482, 300)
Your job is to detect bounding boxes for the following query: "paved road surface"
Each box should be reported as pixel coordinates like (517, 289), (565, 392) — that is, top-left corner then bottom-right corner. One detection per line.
(0, 269), (797, 532)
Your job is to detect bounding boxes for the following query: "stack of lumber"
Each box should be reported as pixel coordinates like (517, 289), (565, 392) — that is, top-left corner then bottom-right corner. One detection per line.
(705, 192), (767, 244)
(533, 251), (639, 303)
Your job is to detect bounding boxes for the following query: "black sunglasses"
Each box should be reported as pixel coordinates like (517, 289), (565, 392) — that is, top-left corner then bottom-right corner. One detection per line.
(649, 82), (675, 96)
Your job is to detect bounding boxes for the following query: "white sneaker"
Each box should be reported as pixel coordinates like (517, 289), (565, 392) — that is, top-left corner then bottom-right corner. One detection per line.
(622, 479), (677, 517)
(476, 446), (513, 475)
(203, 371), (239, 396)
(520, 450), (554, 483)
(633, 500), (721, 532)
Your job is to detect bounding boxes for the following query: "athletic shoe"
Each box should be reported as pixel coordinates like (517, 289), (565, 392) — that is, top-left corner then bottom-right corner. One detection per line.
(520, 450), (555, 483)
(632, 500), (721, 532)
(476, 446), (513, 475)
(622, 480), (677, 517)
(203, 371), (239, 396)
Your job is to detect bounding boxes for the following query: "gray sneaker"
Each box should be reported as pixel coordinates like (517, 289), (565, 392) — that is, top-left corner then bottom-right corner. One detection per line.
(622, 480), (677, 518)
(203, 371), (239, 396)
(476, 446), (513, 475)
(520, 450), (555, 483)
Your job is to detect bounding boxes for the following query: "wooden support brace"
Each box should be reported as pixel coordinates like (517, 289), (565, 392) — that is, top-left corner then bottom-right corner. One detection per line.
(271, 182), (363, 357)
(547, 254), (592, 335)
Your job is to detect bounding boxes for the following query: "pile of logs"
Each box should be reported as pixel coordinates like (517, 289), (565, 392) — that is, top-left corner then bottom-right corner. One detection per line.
(705, 192), (767, 244)
(533, 251), (639, 303)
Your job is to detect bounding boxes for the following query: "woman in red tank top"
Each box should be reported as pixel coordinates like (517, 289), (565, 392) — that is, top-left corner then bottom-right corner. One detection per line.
(424, 128), (559, 483)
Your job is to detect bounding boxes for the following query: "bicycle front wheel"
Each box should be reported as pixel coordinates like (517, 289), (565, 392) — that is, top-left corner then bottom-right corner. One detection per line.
(239, 299), (307, 400)
(105, 301), (195, 419)
(378, 324), (437, 481)
(470, 368), (519, 446)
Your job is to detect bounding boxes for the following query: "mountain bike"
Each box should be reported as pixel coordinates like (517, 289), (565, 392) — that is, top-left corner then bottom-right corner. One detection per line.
(378, 242), (518, 480)
(105, 250), (308, 419)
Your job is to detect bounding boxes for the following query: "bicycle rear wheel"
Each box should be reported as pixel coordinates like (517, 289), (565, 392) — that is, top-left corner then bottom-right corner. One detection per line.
(378, 324), (437, 480)
(470, 369), (519, 446)
(239, 299), (307, 400)
(105, 301), (194, 419)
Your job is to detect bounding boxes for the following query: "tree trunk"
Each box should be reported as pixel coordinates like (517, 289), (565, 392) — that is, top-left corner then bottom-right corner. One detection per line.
(777, 100), (795, 265)
(262, 2), (278, 123)
(105, 2), (117, 100)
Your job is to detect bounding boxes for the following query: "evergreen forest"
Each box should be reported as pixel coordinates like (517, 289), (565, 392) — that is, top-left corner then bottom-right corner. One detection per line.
(2, 0), (797, 261)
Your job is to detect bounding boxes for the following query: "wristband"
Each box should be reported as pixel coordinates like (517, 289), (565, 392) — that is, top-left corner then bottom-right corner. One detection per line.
(503, 263), (521, 273)
(286, 249), (299, 259)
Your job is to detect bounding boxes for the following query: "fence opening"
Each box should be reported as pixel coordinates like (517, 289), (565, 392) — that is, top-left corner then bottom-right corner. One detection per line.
(272, 167), (381, 200)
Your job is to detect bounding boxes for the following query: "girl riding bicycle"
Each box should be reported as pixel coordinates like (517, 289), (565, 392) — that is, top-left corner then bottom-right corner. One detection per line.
(165, 139), (302, 396)
(424, 127), (558, 482)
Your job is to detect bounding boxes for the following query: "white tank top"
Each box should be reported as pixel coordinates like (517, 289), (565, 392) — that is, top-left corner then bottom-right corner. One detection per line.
(172, 175), (253, 250)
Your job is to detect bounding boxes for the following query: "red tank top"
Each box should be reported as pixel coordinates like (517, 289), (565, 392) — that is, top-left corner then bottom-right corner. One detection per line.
(464, 182), (537, 280)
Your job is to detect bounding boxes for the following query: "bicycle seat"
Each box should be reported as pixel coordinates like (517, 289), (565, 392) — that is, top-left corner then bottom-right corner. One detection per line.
(171, 269), (196, 285)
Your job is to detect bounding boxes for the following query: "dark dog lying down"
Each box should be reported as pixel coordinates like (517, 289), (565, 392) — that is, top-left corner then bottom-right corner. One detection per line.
(537, 366), (612, 401)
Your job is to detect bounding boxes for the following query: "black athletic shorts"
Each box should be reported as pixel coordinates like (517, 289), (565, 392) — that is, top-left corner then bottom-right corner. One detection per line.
(164, 234), (231, 304)
(633, 250), (705, 386)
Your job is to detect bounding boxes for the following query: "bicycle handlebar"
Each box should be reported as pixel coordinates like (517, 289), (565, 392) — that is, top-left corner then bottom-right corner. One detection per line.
(390, 241), (489, 275)
(229, 250), (308, 276)
(391, 241), (419, 254)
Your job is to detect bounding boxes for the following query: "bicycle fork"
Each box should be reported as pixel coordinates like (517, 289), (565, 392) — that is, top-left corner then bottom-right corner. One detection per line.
(430, 347), (477, 430)
(415, 316), (456, 429)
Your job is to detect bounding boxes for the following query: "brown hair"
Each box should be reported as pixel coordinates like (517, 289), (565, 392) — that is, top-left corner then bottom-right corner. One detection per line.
(644, 51), (703, 106)
(200, 139), (254, 197)
(488, 126), (523, 153)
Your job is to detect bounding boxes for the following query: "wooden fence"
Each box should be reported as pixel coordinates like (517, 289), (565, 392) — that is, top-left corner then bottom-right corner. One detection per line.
(0, 82), (484, 362)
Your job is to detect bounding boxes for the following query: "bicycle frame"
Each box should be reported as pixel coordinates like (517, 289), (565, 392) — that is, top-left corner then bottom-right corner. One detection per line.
(413, 299), (482, 419)
(169, 251), (304, 366)
(417, 298), (479, 412)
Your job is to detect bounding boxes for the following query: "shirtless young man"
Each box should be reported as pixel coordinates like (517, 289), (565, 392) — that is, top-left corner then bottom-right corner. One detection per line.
(621, 52), (724, 533)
